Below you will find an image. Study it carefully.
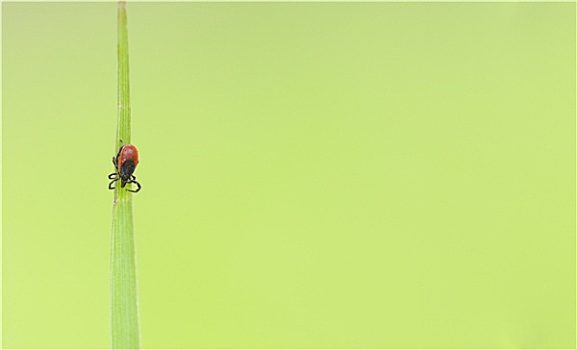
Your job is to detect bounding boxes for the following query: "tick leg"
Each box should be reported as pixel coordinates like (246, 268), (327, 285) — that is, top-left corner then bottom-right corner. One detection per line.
(130, 175), (137, 180)
(126, 179), (141, 193)
(112, 156), (117, 167)
(108, 172), (119, 180)
(108, 178), (119, 190)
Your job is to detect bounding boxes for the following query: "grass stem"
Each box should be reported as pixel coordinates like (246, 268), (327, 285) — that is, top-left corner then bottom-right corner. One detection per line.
(110, 1), (141, 348)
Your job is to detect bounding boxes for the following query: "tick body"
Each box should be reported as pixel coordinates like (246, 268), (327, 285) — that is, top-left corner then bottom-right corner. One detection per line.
(108, 142), (141, 192)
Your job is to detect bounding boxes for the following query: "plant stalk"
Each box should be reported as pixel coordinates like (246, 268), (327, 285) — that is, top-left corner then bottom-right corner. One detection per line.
(110, 0), (140, 348)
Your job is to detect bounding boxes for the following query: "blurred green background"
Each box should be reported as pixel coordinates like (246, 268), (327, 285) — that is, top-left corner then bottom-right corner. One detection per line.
(2, 2), (575, 349)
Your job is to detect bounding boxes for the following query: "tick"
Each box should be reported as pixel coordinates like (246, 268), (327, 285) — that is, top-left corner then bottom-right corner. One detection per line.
(108, 141), (141, 193)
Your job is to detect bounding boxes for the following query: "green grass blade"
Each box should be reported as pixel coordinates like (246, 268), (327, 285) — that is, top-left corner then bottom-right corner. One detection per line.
(116, 0), (131, 146)
(110, 1), (141, 348)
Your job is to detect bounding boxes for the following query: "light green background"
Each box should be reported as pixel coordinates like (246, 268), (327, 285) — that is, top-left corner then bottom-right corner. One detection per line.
(2, 3), (575, 349)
